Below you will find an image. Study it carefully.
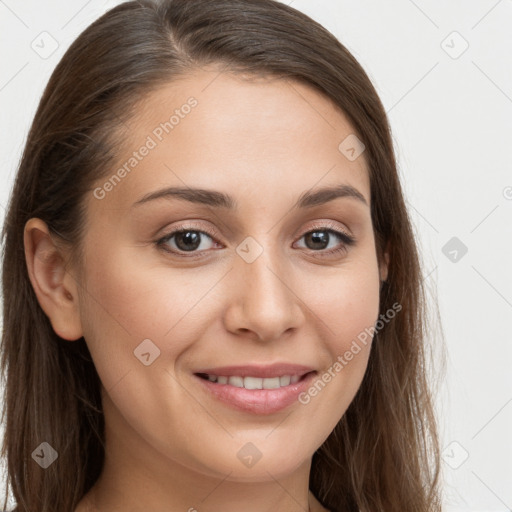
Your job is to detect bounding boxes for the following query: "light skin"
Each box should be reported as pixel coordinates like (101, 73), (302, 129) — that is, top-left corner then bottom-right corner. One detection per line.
(24, 67), (388, 512)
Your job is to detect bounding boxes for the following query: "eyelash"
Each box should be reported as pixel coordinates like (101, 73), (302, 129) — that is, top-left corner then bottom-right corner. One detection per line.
(155, 221), (355, 259)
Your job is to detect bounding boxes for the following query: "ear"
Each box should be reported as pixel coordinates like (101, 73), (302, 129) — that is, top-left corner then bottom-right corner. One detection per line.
(379, 241), (390, 283)
(23, 218), (83, 341)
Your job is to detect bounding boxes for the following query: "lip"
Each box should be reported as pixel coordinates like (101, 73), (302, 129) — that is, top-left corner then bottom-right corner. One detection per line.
(193, 364), (317, 415)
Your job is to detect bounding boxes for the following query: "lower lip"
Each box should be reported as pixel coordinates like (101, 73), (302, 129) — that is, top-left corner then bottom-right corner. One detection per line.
(194, 372), (317, 415)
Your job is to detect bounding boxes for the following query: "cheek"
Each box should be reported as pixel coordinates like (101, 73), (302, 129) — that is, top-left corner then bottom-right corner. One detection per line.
(297, 257), (381, 423)
(77, 241), (224, 388)
(311, 259), (381, 351)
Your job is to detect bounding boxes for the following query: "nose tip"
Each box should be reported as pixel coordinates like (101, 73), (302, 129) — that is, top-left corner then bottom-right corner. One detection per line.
(223, 253), (304, 342)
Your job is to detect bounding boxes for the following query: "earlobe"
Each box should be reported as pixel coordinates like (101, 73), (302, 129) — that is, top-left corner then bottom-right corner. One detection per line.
(23, 218), (83, 341)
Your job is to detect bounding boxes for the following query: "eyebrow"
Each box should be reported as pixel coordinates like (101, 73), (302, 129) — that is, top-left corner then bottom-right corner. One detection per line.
(131, 183), (368, 210)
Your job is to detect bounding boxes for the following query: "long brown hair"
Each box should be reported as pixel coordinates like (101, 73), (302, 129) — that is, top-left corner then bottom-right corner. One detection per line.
(0, 0), (445, 510)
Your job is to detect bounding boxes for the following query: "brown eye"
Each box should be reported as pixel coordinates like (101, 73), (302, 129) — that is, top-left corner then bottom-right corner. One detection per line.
(304, 230), (330, 250)
(156, 227), (221, 257)
(295, 225), (355, 257)
(173, 231), (203, 252)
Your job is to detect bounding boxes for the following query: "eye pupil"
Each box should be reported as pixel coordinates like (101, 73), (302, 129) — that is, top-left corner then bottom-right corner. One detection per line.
(176, 231), (201, 251)
(306, 231), (329, 250)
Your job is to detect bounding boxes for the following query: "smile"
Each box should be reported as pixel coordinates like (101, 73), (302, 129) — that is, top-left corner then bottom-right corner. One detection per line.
(193, 364), (317, 415)
(196, 373), (302, 389)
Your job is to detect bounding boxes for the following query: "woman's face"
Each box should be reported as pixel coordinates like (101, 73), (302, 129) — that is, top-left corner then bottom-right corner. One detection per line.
(76, 68), (387, 482)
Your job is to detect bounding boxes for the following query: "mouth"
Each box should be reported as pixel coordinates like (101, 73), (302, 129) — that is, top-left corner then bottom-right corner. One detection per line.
(192, 364), (317, 415)
(195, 372), (313, 389)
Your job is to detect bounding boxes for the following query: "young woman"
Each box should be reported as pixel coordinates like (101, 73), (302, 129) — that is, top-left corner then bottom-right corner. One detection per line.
(0, 1), (443, 511)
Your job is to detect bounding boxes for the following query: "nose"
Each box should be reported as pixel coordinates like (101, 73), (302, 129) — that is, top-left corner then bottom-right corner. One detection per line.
(222, 243), (305, 342)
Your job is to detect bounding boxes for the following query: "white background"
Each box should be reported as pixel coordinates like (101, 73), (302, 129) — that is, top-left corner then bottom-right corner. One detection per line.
(0, 1), (511, 510)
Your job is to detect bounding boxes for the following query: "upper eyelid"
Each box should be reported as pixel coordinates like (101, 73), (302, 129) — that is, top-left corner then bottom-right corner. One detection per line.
(161, 220), (352, 236)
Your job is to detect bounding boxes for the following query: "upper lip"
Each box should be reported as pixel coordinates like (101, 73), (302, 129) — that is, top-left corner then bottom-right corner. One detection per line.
(194, 363), (316, 379)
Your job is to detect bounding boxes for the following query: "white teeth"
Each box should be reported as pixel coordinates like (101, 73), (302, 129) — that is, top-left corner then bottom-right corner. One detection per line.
(263, 377), (281, 389)
(279, 375), (291, 386)
(244, 377), (263, 389)
(228, 376), (244, 388)
(203, 374), (306, 389)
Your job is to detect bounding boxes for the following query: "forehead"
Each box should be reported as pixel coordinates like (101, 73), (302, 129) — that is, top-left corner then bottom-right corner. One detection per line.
(91, 67), (369, 213)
